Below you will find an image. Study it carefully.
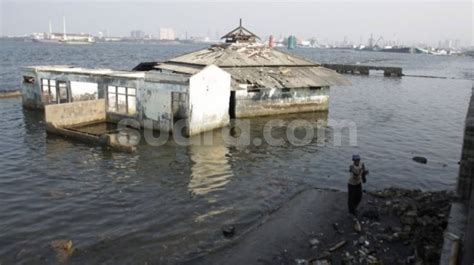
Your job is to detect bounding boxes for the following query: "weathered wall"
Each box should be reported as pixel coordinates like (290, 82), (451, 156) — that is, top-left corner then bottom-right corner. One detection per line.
(235, 87), (330, 118)
(21, 69), (42, 109)
(21, 68), (143, 109)
(45, 99), (106, 127)
(140, 80), (188, 133)
(188, 65), (231, 136)
(460, 87), (474, 265)
(458, 87), (474, 199)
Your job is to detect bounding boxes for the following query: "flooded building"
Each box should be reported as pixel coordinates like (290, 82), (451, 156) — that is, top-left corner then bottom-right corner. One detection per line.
(21, 65), (231, 150)
(20, 21), (348, 150)
(140, 21), (350, 118)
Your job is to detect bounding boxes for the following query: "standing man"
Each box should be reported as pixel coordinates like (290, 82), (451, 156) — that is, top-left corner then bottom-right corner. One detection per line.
(348, 154), (368, 216)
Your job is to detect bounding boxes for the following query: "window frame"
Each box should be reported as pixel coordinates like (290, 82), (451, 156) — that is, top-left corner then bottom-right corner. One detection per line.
(107, 85), (137, 115)
(40, 78), (58, 104)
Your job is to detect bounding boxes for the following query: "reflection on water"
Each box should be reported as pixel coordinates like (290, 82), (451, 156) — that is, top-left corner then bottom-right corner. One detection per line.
(188, 135), (233, 196)
(184, 111), (328, 198)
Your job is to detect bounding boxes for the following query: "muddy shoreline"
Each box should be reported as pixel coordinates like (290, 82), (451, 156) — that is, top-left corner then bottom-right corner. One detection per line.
(186, 188), (455, 265)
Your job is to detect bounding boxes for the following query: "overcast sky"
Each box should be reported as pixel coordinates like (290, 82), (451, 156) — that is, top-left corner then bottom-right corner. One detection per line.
(1, 0), (473, 46)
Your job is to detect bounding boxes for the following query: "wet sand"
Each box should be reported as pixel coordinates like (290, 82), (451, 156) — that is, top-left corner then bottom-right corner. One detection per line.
(185, 189), (348, 265)
(185, 188), (453, 265)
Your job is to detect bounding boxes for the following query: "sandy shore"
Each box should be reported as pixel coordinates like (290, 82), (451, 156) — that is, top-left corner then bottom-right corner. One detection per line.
(185, 188), (453, 265)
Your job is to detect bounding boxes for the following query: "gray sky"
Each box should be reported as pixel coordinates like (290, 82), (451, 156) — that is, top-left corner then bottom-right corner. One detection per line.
(1, 0), (473, 46)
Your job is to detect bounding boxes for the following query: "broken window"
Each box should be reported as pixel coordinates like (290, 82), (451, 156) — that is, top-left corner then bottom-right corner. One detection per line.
(23, 76), (35, 84)
(107, 86), (137, 115)
(70, 81), (98, 102)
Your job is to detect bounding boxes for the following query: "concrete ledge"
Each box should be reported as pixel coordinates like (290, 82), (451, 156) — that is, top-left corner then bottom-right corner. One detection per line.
(46, 122), (136, 153)
(0, 90), (22, 98)
(322, 64), (403, 76)
(457, 87), (474, 200)
(462, 190), (474, 264)
(439, 202), (467, 265)
(455, 86), (474, 265)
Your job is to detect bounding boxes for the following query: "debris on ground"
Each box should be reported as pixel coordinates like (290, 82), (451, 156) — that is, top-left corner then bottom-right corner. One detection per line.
(222, 225), (236, 238)
(51, 240), (73, 252)
(51, 239), (74, 263)
(309, 238), (320, 247)
(332, 222), (343, 235)
(329, 240), (347, 252)
(353, 220), (362, 233)
(300, 188), (454, 265)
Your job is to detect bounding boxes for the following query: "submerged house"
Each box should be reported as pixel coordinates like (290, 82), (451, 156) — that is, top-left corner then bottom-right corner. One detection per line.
(20, 21), (349, 151)
(137, 21), (350, 118)
(21, 65), (231, 151)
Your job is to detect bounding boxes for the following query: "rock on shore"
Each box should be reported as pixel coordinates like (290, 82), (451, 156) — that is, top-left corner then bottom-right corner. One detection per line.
(308, 188), (454, 264)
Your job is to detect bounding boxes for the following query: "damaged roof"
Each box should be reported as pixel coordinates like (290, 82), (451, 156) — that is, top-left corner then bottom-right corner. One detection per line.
(225, 66), (350, 89)
(154, 40), (350, 89)
(160, 43), (316, 67)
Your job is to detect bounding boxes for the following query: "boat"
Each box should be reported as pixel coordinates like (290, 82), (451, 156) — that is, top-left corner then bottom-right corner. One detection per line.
(380, 46), (414, 54)
(32, 37), (61, 44)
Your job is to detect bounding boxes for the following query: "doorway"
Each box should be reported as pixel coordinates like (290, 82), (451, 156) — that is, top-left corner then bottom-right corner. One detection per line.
(229, 91), (236, 119)
(57, 81), (69, 103)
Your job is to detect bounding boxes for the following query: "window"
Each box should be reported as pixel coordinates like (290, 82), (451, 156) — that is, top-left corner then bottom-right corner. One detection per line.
(58, 81), (68, 103)
(23, 76), (35, 84)
(247, 89), (261, 93)
(107, 86), (137, 115)
(70, 81), (98, 102)
(41, 79), (57, 104)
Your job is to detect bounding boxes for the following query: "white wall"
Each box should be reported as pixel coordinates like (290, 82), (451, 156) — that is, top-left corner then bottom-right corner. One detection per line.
(188, 65), (231, 136)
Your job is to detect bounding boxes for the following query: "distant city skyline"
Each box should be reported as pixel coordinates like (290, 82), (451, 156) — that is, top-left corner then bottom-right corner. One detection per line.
(1, 1), (473, 47)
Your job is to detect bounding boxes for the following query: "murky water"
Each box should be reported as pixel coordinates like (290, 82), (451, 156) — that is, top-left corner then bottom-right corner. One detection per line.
(0, 41), (473, 264)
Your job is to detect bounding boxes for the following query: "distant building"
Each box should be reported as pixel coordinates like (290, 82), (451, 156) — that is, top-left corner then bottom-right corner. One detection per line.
(159, 28), (176, 40)
(438, 38), (462, 50)
(130, 30), (145, 39)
